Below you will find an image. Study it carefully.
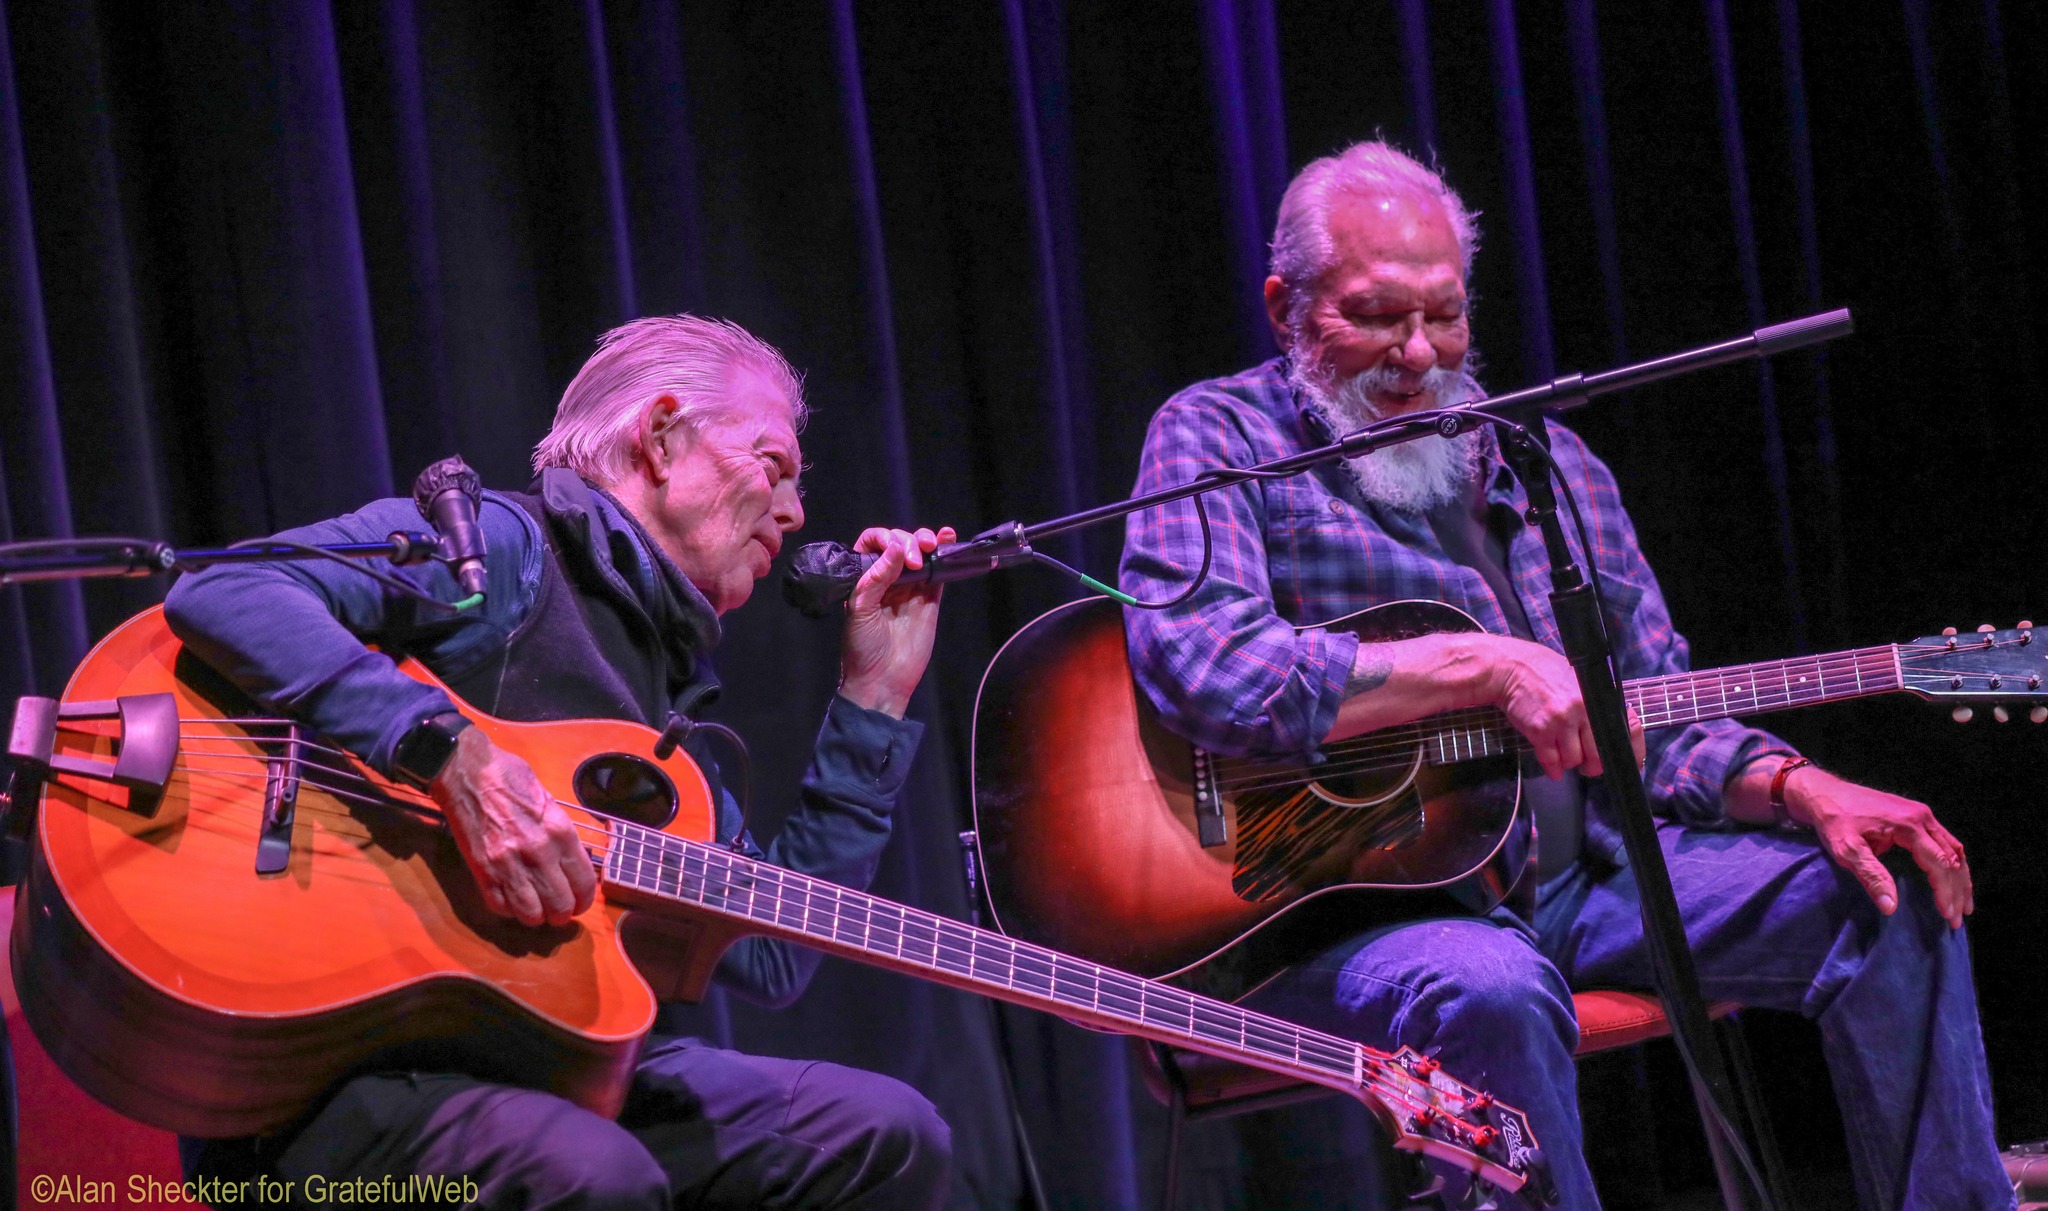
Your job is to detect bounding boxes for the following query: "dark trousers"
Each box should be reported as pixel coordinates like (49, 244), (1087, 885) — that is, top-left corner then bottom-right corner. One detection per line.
(184, 1035), (952, 1210)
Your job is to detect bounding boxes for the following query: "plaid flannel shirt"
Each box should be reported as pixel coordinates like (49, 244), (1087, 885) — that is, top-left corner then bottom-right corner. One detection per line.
(1118, 357), (1794, 858)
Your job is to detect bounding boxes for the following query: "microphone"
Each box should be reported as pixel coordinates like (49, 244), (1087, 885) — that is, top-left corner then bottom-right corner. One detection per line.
(782, 524), (1030, 617)
(412, 456), (488, 600)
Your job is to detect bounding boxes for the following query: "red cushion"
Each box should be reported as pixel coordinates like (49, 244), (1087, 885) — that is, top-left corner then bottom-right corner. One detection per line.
(1572, 988), (1739, 1056)
(4, 892), (183, 1204)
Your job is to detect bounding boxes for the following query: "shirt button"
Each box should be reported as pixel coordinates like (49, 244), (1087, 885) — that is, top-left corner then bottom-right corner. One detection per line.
(1327, 499), (1345, 515)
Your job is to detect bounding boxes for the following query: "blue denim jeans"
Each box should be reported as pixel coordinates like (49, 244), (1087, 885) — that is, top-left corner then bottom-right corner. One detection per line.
(1246, 822), (2012, 1210)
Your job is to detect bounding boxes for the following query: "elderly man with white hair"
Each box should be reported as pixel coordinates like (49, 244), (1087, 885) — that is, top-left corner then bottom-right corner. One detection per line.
(1120, 141), (2007, 1208)
(165, 316), (955, 1209)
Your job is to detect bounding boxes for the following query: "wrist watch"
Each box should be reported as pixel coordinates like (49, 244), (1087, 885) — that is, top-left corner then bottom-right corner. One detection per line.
(394, 710), (474, 789)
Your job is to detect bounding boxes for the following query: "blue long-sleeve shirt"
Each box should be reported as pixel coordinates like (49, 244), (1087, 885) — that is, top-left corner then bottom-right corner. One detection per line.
(1118, 359), (1795, 862)
(164, 479), (922, 1007)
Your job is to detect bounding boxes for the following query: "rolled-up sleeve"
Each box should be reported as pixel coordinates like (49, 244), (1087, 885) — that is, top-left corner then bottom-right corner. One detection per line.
(1119, 395), (1359, 758)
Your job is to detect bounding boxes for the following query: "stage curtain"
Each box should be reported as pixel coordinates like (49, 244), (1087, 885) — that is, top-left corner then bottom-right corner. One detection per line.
(3, 2), (2043, 1207)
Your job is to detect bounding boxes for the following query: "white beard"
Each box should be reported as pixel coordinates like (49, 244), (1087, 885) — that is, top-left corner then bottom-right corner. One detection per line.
(1288, 352), (1487, 515)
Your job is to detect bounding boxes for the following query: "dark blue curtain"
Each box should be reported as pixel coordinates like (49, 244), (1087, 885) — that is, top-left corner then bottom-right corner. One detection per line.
(4, 2), (2045, 1207)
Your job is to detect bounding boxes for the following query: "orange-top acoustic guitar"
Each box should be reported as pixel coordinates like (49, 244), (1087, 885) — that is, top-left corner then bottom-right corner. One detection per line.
(4, 608), (1546, 1198)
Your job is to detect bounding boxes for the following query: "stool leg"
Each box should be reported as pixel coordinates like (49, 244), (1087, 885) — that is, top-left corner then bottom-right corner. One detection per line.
(1692, 1078), (1751, 1211)
(1160, 1077), (1185, 1211)
(1151, 1044), (1191, 1211)
(1720, 1016), (1793, 1208)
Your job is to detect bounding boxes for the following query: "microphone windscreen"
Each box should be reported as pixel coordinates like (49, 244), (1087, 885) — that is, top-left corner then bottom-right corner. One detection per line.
(412, 456), (482, 520)
(782, 542), (871, 618)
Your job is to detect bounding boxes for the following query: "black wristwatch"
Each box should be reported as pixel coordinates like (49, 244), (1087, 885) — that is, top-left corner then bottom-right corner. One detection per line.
(393, 710), (474, 789)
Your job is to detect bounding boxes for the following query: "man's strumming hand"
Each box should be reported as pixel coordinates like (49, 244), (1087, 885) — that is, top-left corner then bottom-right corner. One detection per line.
(431, 726), (598, 927)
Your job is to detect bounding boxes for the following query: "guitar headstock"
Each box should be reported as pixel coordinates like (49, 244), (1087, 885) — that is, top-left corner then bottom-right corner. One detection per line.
(1900, 622), (2048, 723)
(1359, 1045), (1557, 1206)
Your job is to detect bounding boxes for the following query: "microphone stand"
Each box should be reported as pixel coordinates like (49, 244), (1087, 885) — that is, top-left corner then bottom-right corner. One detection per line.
(916, 308), (1849, 1210)
(0, 532), (444, 585)
(0, 529), (449, 870)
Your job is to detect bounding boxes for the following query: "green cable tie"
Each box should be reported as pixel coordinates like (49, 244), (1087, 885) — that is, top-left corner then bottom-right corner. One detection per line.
(452, 593), (486, 611)
(1076, 574), (1137, 606)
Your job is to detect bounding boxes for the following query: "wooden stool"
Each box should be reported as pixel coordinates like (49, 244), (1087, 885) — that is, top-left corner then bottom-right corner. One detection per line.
(1139, 989), (1790, 1209)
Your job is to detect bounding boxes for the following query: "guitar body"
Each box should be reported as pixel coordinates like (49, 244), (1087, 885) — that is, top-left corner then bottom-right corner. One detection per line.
(10, 606), (1567, 1194)
(972, 597), (1529, 1003)
(12, 608), (730, 1137)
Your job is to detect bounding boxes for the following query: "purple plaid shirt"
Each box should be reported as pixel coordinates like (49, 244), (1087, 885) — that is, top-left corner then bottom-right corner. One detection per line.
(1118, 357), (1794, 855)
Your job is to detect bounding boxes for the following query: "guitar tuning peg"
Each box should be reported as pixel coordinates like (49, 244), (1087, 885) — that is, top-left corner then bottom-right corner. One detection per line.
(2021, 621), (2035, 629)
(1952, 706), (1974, 723)
(1977, 624), (1996, 633)
(1994, 706), (2011, 723)
(2032, 707), (2048, 724)
(1941, 627), (1958, 637)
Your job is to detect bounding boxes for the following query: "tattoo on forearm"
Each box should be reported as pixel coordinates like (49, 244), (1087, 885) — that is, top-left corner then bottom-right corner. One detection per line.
(1346, 648), (1392, 697)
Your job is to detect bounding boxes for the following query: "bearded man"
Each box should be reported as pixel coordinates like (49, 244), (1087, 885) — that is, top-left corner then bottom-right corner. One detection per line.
(1119, 142), (2008, 1208)
(165, 315), (954, 1210)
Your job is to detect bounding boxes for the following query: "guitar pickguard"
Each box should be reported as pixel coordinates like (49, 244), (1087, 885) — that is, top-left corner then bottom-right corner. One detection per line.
(1231, 779), (1428, 901)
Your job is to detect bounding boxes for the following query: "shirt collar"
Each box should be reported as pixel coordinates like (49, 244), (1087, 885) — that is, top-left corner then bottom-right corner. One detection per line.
(532, 468), (723, 659)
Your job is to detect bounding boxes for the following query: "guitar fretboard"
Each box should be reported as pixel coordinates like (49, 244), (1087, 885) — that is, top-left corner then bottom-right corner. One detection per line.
(602, 823), (1365, 1086)
(1418, 645), (1902, 765)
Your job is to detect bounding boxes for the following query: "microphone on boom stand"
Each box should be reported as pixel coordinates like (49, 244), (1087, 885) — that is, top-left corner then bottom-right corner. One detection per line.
(782, 523), (1033, 617)
(411, 456), (489, 601)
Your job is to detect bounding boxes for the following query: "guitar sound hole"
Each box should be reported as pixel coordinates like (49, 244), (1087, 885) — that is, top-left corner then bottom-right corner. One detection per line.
(572, 754), (678, 829)
(1309, 740), (1423, 808)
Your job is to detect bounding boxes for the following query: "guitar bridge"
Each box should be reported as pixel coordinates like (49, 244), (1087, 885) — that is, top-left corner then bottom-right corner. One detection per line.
(1191, 748), (1227, 847)
(255, 723), (303, 876)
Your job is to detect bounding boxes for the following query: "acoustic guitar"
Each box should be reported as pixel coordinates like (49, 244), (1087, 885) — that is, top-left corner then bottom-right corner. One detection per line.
(4, 607), (1544, 1197)
(970, 596), (2045, 1003)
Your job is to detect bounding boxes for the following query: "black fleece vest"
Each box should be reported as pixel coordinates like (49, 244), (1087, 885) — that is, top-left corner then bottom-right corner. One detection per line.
(438, 477), (728, 809)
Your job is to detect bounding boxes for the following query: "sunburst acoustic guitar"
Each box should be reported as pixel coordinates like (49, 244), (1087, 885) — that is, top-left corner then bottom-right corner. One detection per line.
(3, 607), (1545, 1197)
(970, 596), (2045, 1003)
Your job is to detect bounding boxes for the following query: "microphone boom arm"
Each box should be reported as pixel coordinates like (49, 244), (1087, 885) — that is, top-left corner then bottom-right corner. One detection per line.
(782, 307), (1853, 616)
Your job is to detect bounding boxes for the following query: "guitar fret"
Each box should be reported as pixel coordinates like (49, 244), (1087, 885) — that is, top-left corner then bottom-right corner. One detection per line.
(602, 826), (1378, 1101)
(598, 822), (1395, 1102)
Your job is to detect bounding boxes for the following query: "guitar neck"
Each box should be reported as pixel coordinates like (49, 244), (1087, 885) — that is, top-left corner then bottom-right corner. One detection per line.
(1421, 644), (1903, 763)
(600, 823), (1365, 1092)
(1624, 643), (1903, 729)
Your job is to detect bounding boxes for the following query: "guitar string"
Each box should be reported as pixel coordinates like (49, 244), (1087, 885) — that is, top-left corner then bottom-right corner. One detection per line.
(1218, 655), (1905, 792)
(157, 750), (1393, 1096)
(120, 624), (2027, 1145)
(1213, 655), (1903, 779)
(155, 781), (1430, 1133)
(167, 763), (1377, 1088)
(1213, 644), (1915, 775)
(72, 727), (1519, 1158)
(595, 820), (1506, 1150)
(1208, 641), (2021, 791)
(161, 635), (2021, 797)
(591, 819), (1500, 1143)
(1210, 635), (2021, 777)
(1212, 634), (2014, 776)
